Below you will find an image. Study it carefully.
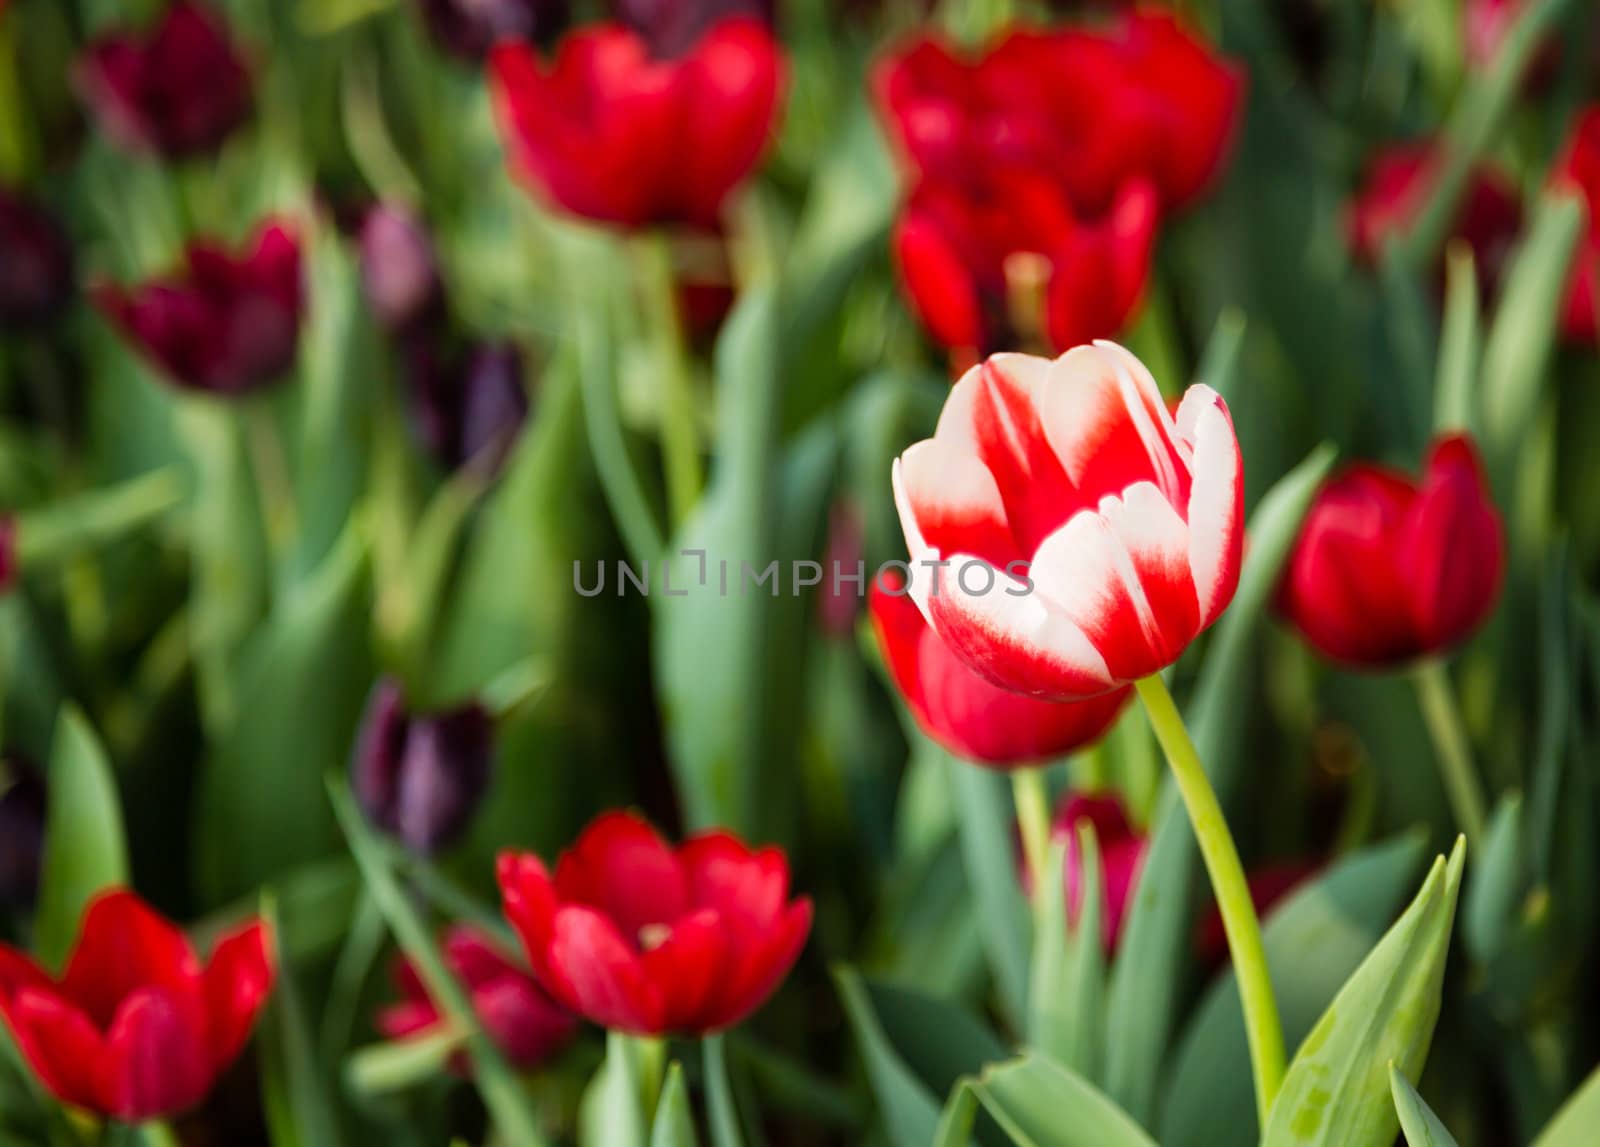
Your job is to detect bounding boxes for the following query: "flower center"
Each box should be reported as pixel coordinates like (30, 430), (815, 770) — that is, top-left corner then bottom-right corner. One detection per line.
(637, 923), (673, 951)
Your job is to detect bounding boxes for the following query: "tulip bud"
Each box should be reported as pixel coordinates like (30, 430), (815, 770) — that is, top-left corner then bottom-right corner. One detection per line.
(351, 679), (494, 855)
(418, 0), (569, 61)
(0, 760), (45, 909)
(74, 2), (252, 159)
(402, 338), (529, 474)
(1552, 108), (1600, 344)
(359, 205), (443, 334)
(613, 0), (774, 58)
(818, 501), (864, 639)
(0, 516), (16, 594)
(1050, 792), (1147, 955)
(0, 190), (75, 329)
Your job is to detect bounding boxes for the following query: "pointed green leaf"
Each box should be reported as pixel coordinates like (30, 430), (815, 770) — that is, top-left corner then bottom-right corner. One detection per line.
(13, 468), (185, 568)
(650, 1065), (700, 1147)
(1434, 244), (1481, 435)
(1534, 1063), (1600, 1146)
(1030, 829), (1103, 1078)
(1463, 792), (1526, 964)
(970, 1055), (1156, 1147)
(946, 755), (1031, 1022)
(580, 1033), (650, 1147)
(932, 1082), (979, 1147)
(1389, 1065), (1461, 1147)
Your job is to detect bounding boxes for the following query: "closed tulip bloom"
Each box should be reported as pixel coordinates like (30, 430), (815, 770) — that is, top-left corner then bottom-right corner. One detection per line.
(359, 204), (442, 334)
(0, 761), (45, 909)
(94, 220), (303, 395)
(498, 811), (812, 1035)
(402, 340), (530, 474)
(614, 0), (774, 59)
(871, 573), (1131, 767)
(377, 926), (576, 1072)
(892, 342), (1244, 700)
(1278, 435), (1504, 669)
(490, 19), (785, 229)
(1551, 108), (1600, 343)
(1051, 792), (1146, 954)
(352, 679), (495, 855)
(418, 0), (569, 61)
(0, 190), (75, 329)
(0, 515), (15, 594)
(74, 2), (252, 159)
(0, 890), (274, 1122)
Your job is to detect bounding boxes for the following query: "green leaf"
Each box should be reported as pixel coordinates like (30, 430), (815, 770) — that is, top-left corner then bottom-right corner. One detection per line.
(650, 1064), (700, 1147)
(1463, 792), (1526, 964)
(13, 468), (185, 568)
(1261, 838), (1467, 1147)
(580, 1034), (650, 1147)
(345, 1030), (461, 1098)
(1389, 1065), (1461, 1147)
(1434, 244), (1481, 436)
(1104, 442), (1338, 1121)
(932, 1083), (979, 1147)
(35, 706), (129, 971)
(969, 1055), (1156, 1147)
(257, 894), (341, 1147)
(704, 1034), (749, 1147)
(1534, 1063), (1600, 1146)
(1161, 833), (1428, 1147)
(945, 755), (1031, 1022)
(1029, 830), (1103, 1079)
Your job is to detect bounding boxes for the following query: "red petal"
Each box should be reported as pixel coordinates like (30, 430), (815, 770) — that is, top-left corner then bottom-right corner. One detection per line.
(374, 998), (440, 1042)
(678, 835), (788, 929)
(542, 906), (663, 1034)
(554, 811), (688, 934)
(673, 19), (784, 227)
(894, 211), (985, 354)
(201, 919), (274, 1069)
(61, 890), (203, 1030)
(1176, 385), (1245, 626)
(472, 976), (576, 1069)
(640, 909), (728, 1033)
(1401, 435), (1504, 654)
(703, 899), (812, 1031)
(498, 851), (562, 989)
(102, 987), (214, 1122)
(4, 987), (109, 1114)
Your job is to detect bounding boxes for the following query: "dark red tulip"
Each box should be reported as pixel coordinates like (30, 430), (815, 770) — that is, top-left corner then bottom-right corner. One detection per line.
(0, 190), (75, 329)
(1345, 144), (1522, 285)
(870, 572), (1131, 768)
(1051, 792), (1146, 955)
(359, 204), (443, 334)
(74, 2), (252, 159)
(490, 19), (785, 229)
(818, 501), (865, 639)
(613, 0), (774, 59)
(352, 678), (495, 856)
(498, 811), (812, 1035)
(1194, 862), (1314, 967)
(418, 0), (569, 60)
(377, 925), (576, 1072)
(94, 220), (303, 396)
(1551, 107), (1600, 344)
(0, 759), (45, 909)
(0, 889), (274, 1122)
(0, 515), (16, 594)
(1278, 435), (1504, 669)
(402, 339), (530, 474)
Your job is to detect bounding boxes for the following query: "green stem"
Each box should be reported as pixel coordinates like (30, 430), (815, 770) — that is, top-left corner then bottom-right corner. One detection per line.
(1134, 674), (1284, 1126)
(635, 233), (703, 531)
(704, 1034), (749, 1147)
(1412, 660), (1490, 846)
(1011, 766), (1052, 909)
(243, 400), (299, 556)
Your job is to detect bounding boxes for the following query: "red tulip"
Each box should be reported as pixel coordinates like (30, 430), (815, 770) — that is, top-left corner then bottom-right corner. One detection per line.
(892, 342), (1244, 700)
(1551, 107), (1600, 344)
(893, 171), (1157, 355)
(498, 811), (812, 1035)
(1277, 434), (1504, 669)
(74, 2), (252, 159)
(0, 189), (76, 329)
(94, 220), (303, 396)
(0, 515), (15, 594)
(377, 926), (576, 1072)
(0, 889), (274, 1122)
(1345, 144), (1522, 284)
(490, 19), (785, 230)
(870, 572), (1131, 767)
(1051, 792), (1146, 954)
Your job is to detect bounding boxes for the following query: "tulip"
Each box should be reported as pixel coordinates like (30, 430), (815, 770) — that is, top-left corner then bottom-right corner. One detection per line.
(819, 501), (865, 639)
(1551, 107), (1600, 344)
(498, 811), (812, 1035)
(1194, 862), (1313, 967)
(891, 341), (1243, 701)
(870, 572), (1131, 767)
(0, 760), (45, 909)
(93, 220), (303, 396)
(418, 0), (569, 61)
(377, 925), (576, 1072)
(490, 19), (785, 229)
(0, 889), (274, 1122)
(351, 678), (495, 856)
(401, 339), (530, 474)
(1051, 792), (1147, 955)
(613, 0), (774, 59)
(1277, 435), (1504, 669)
(1345, 144), (1522, 284)
(359, 204), (443, 334)
(0, 190), (76, 329)
(0, 515), (15, 594)
(74, 2), (252, 159)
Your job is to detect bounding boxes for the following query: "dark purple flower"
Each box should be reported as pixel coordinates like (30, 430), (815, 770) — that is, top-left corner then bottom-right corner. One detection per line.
(613, 0), (774, 59)
(73, 2), (252, 159)
(403, 339), (529, 474)
(0, 190), (75, 329)
(0, 760), (45, 909)
(359, 204), (443, 334)
(418, 0), (569, 61)
(352, 679), (494, 855)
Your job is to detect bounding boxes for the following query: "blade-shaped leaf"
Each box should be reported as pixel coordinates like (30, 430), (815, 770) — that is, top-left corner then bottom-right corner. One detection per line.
(1534, 1063), (1600, 1146)
(1030, 829), (1103, 1079)
(970, 1055), (1156, 1147)
(1389, 1065), (1461, 1147)
(651, 1065), (700, 1147)
(946, 755), (1031, 1022)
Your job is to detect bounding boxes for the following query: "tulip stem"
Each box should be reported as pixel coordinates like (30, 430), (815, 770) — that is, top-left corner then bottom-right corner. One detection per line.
(636, 233), (703, 531)
(1011, 766), (1052, 910)
(1134, 673), (1284, 1127)
(1412, 660), (1489, 846)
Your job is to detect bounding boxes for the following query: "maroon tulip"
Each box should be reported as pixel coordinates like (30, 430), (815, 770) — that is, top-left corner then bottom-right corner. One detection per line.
(377, 925), (576, 1072)
(418, 0), (569, 60)
(613, 0), (774, 59)
(818, 501), (865, 639)
(0, 890), (274, 1122)
(402, 339), (530, 474)
(1051, 792), (1146, 955)
(74, 2), (252, 159)
(0, 190), (75, 329)
(94, 220), (303, 395)
(1345, 143), (1522, 286)
(870, 572), (1131, 768)
(359, 204), (443, 334)
(490, 19), (786, 229)
(352, 678), (494, 856)
(1551, 107), (1600, 344)
(498, 811), (812, 1035)
(0, 515), (16, 595)
(0, 760), (44, 909)
(1278, 435), (1504, 669)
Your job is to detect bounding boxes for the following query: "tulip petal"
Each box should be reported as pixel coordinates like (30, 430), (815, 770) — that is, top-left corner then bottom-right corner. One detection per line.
(543, 906), (664, 1034)
(675, 19), (784, 227)
(5, 987), (108, 1115)
(498, 851), (562, 988)
(472, 975), (575, 1068)
(103, 987), (213, 1122)
(0, 944), (50, 999)
(61, 890), (203, 1030)
(894, 211), (986, 353)
(374, 998), (439, 1042)
(553, 811), (689, 934)
(1401, 436), (1504, 653)
(1175, 385), (1245, 625)
(894, 438), (1018, 572)
(678, 834), (790, 928)
(641, 909), (727, 1031)
(201, 920), (274, 1069)
(704, 899), (813, 1031)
